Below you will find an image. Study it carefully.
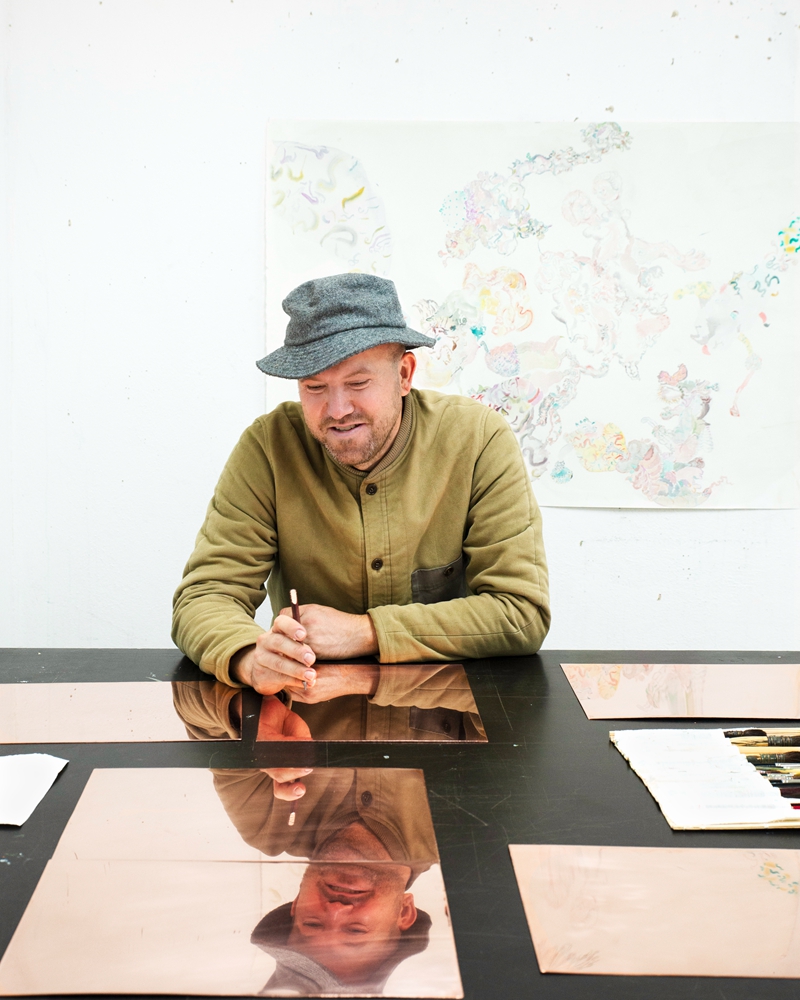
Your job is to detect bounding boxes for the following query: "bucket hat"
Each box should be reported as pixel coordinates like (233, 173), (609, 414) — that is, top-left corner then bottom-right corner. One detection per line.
(257, 273), (435, 379)
(250, 901), (432, 995)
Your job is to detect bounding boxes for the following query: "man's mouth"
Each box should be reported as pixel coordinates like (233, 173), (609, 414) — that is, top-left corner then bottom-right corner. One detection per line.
(325, 882), (369, 896)
(321, 880), (374, 904)
(326, 422), (366, 437)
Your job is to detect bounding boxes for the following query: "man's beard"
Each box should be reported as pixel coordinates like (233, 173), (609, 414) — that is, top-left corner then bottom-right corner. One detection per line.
(313, 396), (402, 468)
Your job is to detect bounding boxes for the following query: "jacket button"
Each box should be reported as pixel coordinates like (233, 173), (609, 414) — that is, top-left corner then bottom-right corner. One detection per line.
(361, 791), (373, 806)
(444, 565), (454, 577)
(441, 719), (452, 733)
(365, 483), (378, 495)
(371, 558), (383, 571)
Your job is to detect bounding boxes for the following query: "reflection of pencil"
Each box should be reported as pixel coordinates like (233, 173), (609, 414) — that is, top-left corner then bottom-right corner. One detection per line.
(290, 589), (306, 693)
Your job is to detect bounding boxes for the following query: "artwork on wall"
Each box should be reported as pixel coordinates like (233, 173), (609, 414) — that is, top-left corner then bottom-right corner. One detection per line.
(561, 662), (800, 719)
(0, 767), (463, 997)
(509, 843), (800, 977)
(266, 122), (799, 508)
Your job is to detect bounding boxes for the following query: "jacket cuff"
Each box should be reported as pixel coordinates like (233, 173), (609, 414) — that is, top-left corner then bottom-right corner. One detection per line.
(204, 626), (267, 687)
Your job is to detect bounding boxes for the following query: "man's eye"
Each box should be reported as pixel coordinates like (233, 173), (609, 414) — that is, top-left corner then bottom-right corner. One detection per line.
(349, 381), (370, 389)
(302, 920), (323, 929)
(346, 926), (369, 935)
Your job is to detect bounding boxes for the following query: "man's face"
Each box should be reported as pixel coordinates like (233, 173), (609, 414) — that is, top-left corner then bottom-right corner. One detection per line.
(298, 344), (416, 470)
(288, 862), (417, 984)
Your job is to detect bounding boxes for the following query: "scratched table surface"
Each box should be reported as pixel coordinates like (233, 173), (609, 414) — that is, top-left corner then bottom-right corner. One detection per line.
(1, 648), (799, 1000)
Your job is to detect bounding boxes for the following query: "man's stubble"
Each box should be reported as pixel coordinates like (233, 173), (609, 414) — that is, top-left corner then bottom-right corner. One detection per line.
(313, 388), (402, 469)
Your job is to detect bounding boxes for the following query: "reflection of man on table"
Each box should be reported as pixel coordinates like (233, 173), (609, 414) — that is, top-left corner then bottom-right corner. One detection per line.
(171, 664), (486, 743)
(214, 767), (437, 995)
(172, 273), (550, 696)
(288, 660), (486, 741)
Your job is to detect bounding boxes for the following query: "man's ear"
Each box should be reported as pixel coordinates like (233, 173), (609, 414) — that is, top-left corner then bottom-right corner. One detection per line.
(397, 892), (418, 931)
(399, 351), (416, 395)
(290, 897), (297, 918)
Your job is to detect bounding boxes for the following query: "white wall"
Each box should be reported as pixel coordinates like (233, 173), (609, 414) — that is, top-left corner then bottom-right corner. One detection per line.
(1, 0), (798, 651)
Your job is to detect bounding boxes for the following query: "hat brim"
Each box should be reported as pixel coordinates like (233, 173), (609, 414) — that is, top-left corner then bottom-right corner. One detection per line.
(256, 325), (436, 379)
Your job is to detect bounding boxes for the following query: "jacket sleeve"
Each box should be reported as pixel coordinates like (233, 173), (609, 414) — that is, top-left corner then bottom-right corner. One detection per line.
(171, 681), (242, 740)
(368, 409), (550, 662)
(172, 422), (275, 684)
(369, 663), (479, 712)
(211, 768), (355, 860)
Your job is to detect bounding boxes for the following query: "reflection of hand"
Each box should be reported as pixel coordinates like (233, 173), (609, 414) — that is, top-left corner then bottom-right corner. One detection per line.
(230, 617), (318, 695)
(257, 695), (314, 741)
(278, 603), (378, 660)
(291, 662), (379, 704)
(260, 767), (313, 801)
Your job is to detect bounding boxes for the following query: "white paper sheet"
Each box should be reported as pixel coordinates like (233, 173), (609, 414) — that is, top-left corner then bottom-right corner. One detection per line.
(0, 753), (68, 826)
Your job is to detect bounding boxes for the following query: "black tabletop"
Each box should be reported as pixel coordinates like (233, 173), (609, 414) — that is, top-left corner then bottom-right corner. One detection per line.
(1, 647), (798, 1000)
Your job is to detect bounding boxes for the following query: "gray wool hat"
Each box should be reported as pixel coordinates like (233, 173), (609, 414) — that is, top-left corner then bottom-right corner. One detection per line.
(251, 901), (432, 995)
(257, 273), (436, 379)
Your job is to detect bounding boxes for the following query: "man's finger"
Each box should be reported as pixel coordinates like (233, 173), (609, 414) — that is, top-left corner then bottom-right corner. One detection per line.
(272, 612), (308, 643)
(257, 630), (315, 668)
(253, 655), (316, 687)
(260, 767), (313, 783)
(272, 780), (307, 802)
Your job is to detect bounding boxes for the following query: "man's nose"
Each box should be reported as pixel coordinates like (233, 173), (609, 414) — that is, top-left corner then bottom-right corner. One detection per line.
(325, 388), (355, 420)
(325, 899), (355, 921)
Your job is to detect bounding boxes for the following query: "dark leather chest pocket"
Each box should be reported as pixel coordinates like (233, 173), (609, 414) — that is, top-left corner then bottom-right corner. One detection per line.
(411, 554), (466, 605)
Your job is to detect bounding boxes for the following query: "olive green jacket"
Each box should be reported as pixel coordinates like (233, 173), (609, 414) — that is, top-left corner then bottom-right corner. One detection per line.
(172, 389), (550, 684)
(211, 767), (439, 881)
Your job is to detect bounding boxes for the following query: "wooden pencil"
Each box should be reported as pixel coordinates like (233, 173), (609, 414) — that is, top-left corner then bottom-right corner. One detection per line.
(290, 588), (306, 693)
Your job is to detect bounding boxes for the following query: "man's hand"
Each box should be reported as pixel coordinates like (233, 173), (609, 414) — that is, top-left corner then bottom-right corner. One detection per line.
(278, 603), (379, 660)
(260, 766), (314, 801)
(291, 661), (380, 704)
(230, 615), (318, 694)
(256, 695), (313, 742)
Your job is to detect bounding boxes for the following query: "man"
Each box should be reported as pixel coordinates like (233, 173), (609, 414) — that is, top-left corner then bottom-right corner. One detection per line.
(250, 865), (431, 995)
(213, 766), (437, 994)
(172, 273), (550, 694)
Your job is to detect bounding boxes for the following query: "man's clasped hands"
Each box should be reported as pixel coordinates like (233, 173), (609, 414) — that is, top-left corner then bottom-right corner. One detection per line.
(234, 603), (384, 805)
(231, 602), (380, 703)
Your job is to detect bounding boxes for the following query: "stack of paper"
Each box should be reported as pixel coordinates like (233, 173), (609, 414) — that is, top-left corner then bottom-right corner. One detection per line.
(611, 729), (800, 830)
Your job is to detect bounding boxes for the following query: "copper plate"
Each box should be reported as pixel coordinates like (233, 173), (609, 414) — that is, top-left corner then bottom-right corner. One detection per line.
(0, 767), (463, 997)
(510, 843), (800, 977)
(0, 680), (240, 742)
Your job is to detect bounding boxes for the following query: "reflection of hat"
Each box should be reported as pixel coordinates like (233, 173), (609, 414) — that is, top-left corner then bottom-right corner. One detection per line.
(251, 901), (432, 996)
(256, 273), (435, 379)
